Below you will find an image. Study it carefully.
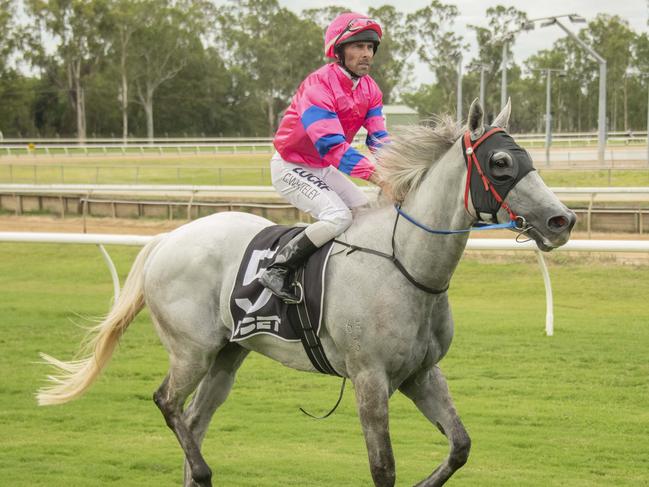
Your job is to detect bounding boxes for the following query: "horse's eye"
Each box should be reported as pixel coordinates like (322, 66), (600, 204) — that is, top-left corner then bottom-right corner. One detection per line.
(489, 152), (515, 181)
(491, 152), (512, 166)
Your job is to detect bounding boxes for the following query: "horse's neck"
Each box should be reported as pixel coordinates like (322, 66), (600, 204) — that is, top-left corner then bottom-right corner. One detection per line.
(393, 140), (472, 290)
(343, 140), (471, 291)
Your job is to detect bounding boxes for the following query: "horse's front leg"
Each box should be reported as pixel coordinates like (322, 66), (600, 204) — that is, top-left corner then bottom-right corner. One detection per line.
(353, 371), (396, 487)
(399, 365), (471, 487)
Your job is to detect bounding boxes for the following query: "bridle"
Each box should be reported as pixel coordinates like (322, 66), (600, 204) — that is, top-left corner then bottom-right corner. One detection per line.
(462, 127), (519, 224)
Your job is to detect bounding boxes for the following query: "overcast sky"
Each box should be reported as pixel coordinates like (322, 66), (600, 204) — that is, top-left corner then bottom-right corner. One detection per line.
(279, 0), (649, 83)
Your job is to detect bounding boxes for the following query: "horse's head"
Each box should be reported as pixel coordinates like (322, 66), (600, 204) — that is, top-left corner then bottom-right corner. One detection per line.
(465, 99), (576, 251)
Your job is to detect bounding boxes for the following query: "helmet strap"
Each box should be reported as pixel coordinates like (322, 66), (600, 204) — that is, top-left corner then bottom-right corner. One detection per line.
(335, 47), (360, 80)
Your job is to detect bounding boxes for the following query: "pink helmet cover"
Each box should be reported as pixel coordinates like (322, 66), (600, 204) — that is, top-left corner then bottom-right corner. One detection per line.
(324, 12), (383, 58)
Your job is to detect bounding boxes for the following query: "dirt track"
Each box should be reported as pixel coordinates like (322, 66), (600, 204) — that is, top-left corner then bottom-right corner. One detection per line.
(0, 215), (180, 235)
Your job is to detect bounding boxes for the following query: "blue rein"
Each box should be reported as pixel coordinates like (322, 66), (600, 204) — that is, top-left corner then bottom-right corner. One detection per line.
(333, 203), (520, 296)
(394, 203), (518, 235)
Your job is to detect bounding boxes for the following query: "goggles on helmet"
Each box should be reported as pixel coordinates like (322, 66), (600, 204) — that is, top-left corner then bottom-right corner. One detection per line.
(325, 18), (381, 57)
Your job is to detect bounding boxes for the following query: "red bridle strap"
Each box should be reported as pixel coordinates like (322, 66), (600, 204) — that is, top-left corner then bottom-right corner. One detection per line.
(463, 128), (518, 221)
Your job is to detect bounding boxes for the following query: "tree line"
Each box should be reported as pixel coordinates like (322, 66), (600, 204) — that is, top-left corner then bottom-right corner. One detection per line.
(0, 0), (648, 140)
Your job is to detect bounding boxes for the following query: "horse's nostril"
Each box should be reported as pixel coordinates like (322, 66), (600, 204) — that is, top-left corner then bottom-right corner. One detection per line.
(548, 215), (569, 231)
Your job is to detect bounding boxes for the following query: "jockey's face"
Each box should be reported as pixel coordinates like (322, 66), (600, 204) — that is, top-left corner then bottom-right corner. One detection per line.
(343, 41), (374, 77)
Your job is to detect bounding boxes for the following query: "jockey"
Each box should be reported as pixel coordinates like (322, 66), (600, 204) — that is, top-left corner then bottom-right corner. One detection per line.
(259, 12), (390, 302)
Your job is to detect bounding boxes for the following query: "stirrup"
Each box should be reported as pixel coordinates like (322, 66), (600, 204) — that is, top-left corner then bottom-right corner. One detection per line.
(282, 281), (303, 305)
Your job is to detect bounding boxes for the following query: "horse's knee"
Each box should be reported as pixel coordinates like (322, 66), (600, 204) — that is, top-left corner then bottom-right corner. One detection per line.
(449, 430), (471, 469)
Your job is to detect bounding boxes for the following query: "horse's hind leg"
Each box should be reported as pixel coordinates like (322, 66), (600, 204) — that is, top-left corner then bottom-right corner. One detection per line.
(181, 342), (250, 487)
(399, 365), (471, 487)
(154, 347), (219, 487)
(353, 371), (396, 487)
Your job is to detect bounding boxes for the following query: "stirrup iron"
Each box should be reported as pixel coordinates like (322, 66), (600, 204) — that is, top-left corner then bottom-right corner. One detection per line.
(282, 281), (304, 305)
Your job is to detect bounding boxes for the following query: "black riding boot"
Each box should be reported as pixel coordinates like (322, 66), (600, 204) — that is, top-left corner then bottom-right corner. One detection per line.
(259, 231), (318, 303)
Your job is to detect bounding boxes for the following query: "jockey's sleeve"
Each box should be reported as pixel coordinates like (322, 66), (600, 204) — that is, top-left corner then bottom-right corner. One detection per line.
(363, 91), (390, 154)
(297, 86), (376, 180)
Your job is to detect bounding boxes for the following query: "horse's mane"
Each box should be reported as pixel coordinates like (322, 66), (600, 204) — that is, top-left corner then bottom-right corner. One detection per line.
(375, 115), (462, 203)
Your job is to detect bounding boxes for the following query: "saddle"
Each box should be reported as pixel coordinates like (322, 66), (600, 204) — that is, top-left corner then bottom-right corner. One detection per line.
(229, 225), (339, 376)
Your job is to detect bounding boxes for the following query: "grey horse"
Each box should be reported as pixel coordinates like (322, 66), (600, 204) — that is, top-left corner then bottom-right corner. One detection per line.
(37, 100), (576, 487)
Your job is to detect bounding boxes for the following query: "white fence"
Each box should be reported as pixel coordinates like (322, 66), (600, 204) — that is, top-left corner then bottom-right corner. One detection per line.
(1, 132), (647, 165)
(3, 183), (649, 198)
(2, 231), (648, 337)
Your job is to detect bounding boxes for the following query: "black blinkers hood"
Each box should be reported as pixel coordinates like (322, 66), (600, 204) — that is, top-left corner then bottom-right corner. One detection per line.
(462, 126), (535, 222)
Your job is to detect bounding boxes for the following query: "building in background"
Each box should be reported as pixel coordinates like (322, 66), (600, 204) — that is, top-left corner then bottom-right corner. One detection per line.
(383, 104), (419, 127)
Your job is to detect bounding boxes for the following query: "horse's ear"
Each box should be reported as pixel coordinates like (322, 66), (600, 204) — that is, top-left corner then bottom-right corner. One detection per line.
(492, 97), (512, 129)
(467, 98), (484, 139)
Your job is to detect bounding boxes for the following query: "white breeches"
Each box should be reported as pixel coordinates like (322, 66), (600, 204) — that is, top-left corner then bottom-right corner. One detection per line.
(270, 152), (368, 247)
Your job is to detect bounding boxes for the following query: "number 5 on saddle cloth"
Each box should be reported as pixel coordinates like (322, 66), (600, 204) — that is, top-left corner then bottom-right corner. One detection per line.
(229, 225), (340, 376)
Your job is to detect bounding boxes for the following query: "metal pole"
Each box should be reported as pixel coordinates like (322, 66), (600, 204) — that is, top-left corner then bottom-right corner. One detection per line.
(598, 62), (607, 165)
(535, 250), (554, 337)
(554, 19), (607, 165)
(457, 54), (463, 123)
(545, 69), (552, 165)
(646, 78), (649, 165)
(480, 66), (486, 108)
(97, 244), (121, 304)
(501, 42), (508, 110)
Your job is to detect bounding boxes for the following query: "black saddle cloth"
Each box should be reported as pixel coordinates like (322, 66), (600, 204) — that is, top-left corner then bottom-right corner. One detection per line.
(229, 225), (333, 343)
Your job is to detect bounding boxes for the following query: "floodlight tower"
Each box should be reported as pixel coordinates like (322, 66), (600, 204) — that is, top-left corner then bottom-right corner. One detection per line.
(457, 53), (463, 124)
(500, 34), (514, 110)
(523, 14), (607, 164)
(532, 68), (567, 165)
(479, 64), (489, 108)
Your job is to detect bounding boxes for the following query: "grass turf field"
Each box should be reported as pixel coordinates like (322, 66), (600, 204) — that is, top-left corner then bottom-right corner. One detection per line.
(1, 243), (648, 486)
(1, 153), (649, 187)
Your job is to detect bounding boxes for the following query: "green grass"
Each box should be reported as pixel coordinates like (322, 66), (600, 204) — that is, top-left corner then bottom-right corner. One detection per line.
(537, 168), (649, 187)
(0, 154), (273, 185)
(519, 139), (647, 149)
(2, 153), (649, 187)
(1, 244), (648, 486)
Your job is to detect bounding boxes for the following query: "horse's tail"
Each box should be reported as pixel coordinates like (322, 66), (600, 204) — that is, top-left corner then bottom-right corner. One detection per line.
(36, 234), (166, 406)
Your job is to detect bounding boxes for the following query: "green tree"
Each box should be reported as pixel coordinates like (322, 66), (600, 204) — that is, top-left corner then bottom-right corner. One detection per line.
(104, 0), (150, 141)
(406, 1), (466, 116)
(400, 82), (447, 120)
(367, 5), (415, 103)
(580, 15), (636, 132)
(130, 0), (206, 141)
(630, 33), (649, 131)
(154, 47), (235, 137)
(302, 5), (347, 35)
(0, 0), (17, 74)
(217, 0), (322, 135)
(468, 5), (528, 120)
(24, 0), (111, 141)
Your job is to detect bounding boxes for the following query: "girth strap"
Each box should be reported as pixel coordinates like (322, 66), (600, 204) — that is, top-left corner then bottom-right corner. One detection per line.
(286, 267), (341, 376)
